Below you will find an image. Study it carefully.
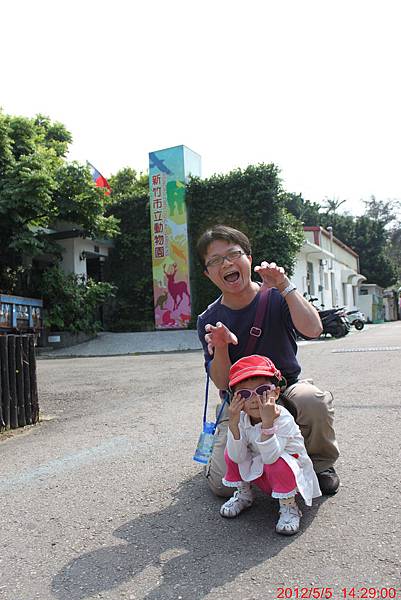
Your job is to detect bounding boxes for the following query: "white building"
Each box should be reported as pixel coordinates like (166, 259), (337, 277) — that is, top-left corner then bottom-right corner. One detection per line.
(292, 226), (366, 310)
(45, 222), (113, 281)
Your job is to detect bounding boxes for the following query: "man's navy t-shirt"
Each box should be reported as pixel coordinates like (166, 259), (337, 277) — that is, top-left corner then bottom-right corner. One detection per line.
(197, 287), (301, 386)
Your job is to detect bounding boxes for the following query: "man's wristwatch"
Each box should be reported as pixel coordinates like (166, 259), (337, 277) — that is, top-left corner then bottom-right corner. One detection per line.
(280, 282), (297, 298)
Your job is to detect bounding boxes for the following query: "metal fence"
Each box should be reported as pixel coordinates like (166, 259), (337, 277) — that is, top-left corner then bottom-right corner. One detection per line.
(0, 334), (39, 430)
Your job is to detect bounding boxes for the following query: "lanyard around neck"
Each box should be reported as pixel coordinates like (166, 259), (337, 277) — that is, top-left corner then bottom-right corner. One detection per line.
(203, 362), (229, 432)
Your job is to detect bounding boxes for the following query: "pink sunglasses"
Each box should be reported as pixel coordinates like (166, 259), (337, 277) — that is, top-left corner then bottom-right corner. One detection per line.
(235, 383), (276, 400)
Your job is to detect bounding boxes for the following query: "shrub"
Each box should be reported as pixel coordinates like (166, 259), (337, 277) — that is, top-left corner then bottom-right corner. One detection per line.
(40, 266), (116, 334)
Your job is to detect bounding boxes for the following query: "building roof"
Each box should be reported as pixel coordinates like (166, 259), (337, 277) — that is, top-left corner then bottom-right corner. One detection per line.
(304, 226), (359, 258)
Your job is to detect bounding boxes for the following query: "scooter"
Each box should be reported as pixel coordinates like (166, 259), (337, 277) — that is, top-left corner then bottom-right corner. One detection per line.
(308, 297), (350, 338)
(346, 309), (366, 330)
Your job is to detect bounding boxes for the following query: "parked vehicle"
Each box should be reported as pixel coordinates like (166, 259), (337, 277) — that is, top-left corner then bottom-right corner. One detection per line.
(308, 297), (350, 338)
(346, 309), (366, 330)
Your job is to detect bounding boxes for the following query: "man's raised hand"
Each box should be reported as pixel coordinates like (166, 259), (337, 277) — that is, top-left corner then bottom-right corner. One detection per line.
(254, 261), (288, 291)
(204, 321), (238, 356)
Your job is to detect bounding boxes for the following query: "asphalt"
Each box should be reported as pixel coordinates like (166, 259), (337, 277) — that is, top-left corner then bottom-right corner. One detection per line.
(1, 321), (401, 600)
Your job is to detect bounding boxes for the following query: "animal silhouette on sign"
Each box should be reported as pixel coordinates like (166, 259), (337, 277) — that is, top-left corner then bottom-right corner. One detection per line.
(149, 152), (173, 175)
(167, 181), (185, 217)
(163, 263), (190, 311)
(178, 312), (191, 327)
(161, 310), (176, 327)
(155, 290), (168, 311)
(171, 241), (187, 263)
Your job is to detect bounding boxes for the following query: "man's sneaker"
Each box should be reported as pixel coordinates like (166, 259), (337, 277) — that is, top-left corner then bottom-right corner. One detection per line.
(220, 487), (254, 518)
(276, 502), (302, 535)
(317, 467), (340, 495)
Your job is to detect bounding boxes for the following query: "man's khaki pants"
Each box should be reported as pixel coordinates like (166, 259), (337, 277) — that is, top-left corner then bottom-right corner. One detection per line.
(205, 380), (340, 498)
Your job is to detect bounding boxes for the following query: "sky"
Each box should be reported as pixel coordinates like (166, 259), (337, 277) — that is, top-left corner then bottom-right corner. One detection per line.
(2, 0), (401, 216)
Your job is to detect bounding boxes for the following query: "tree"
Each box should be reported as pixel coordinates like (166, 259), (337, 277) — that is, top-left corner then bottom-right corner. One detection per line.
(388, 228), (401, 284)
(363, 195), (399, 227)
(281, 192), (321, 225)
(321, 196), (347, 215)
(53, 162), (119, 239)
(108, 167), (149, 202)
(0, 110), (119, 293)
(318, 212), (355, 246)
(349, 216), (397, 287)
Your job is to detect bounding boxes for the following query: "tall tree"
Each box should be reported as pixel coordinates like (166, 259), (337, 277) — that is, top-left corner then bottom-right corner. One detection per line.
(363, 195), (399, 226)
(358, 196), (400, 286)
(388, 228), (401, 283)
(321, 196), (347, 215)
(0, 110), (119, 293)
(108, 167), (149, 202)
(350, 216), (397, 287)
(281, 192), (321, 225)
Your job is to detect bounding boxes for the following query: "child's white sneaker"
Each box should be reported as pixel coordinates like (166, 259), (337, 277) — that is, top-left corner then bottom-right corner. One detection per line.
(276, 499), (302, 535)
(220, 485), (254, 518)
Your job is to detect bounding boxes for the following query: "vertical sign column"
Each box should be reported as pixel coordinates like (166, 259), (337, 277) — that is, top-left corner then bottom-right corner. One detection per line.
(149, 145), (201, 329)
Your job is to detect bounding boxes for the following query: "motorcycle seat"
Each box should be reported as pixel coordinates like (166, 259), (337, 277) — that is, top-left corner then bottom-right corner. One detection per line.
(319, 309), (339, 317)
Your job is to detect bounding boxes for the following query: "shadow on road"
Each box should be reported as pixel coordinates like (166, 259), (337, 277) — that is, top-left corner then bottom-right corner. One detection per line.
(52, 473), (327, 599)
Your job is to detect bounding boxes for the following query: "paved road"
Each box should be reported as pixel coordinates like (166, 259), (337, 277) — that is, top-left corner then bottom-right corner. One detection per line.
(1, 322), (401, 600)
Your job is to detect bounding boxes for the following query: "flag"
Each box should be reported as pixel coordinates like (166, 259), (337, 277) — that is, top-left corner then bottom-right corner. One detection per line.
(87, 162), (111, 195)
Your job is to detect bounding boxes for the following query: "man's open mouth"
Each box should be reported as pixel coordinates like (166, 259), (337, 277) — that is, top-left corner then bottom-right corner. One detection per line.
(224, 270), (240, 282)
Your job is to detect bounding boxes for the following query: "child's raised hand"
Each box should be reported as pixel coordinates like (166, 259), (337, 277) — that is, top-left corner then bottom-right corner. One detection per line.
(257, 389), (280, 427)
(228, 392), (244, 427)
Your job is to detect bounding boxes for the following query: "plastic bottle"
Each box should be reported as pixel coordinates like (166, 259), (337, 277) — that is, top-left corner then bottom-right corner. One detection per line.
(193, 421), (215, 464)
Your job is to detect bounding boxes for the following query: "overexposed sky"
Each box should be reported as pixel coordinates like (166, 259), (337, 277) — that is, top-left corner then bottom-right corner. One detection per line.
(2, 0), (401, 215)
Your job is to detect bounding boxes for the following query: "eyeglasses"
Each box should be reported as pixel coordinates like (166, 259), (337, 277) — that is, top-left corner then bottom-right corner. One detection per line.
(235, 383), (276, 400)
(205, 250), (246, 269)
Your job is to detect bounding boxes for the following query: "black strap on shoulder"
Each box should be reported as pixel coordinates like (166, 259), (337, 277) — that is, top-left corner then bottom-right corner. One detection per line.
(244, 287), (271, 356)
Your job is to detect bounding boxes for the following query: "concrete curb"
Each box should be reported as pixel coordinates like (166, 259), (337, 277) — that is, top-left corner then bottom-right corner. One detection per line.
(36, 348), (203, 359)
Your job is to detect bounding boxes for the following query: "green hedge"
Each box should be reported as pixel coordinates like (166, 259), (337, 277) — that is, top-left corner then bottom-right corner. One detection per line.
(103, 195), (155, 331)
(104, 164), (304, 331)
(186, 164), (304, 322)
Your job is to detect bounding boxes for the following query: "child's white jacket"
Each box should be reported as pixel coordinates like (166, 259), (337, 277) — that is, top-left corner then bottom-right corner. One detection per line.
(226, 407), (321, 506)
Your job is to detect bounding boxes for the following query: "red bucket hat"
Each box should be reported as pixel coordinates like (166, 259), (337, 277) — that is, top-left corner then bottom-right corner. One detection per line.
(229, 355), (286, 389)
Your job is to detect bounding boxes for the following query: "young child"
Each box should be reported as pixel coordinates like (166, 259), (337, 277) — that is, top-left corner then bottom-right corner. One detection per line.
(220, 354), (321, 535)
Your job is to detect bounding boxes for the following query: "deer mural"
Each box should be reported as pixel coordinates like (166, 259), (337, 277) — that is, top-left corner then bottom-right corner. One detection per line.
(163, 264), (190, 311)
